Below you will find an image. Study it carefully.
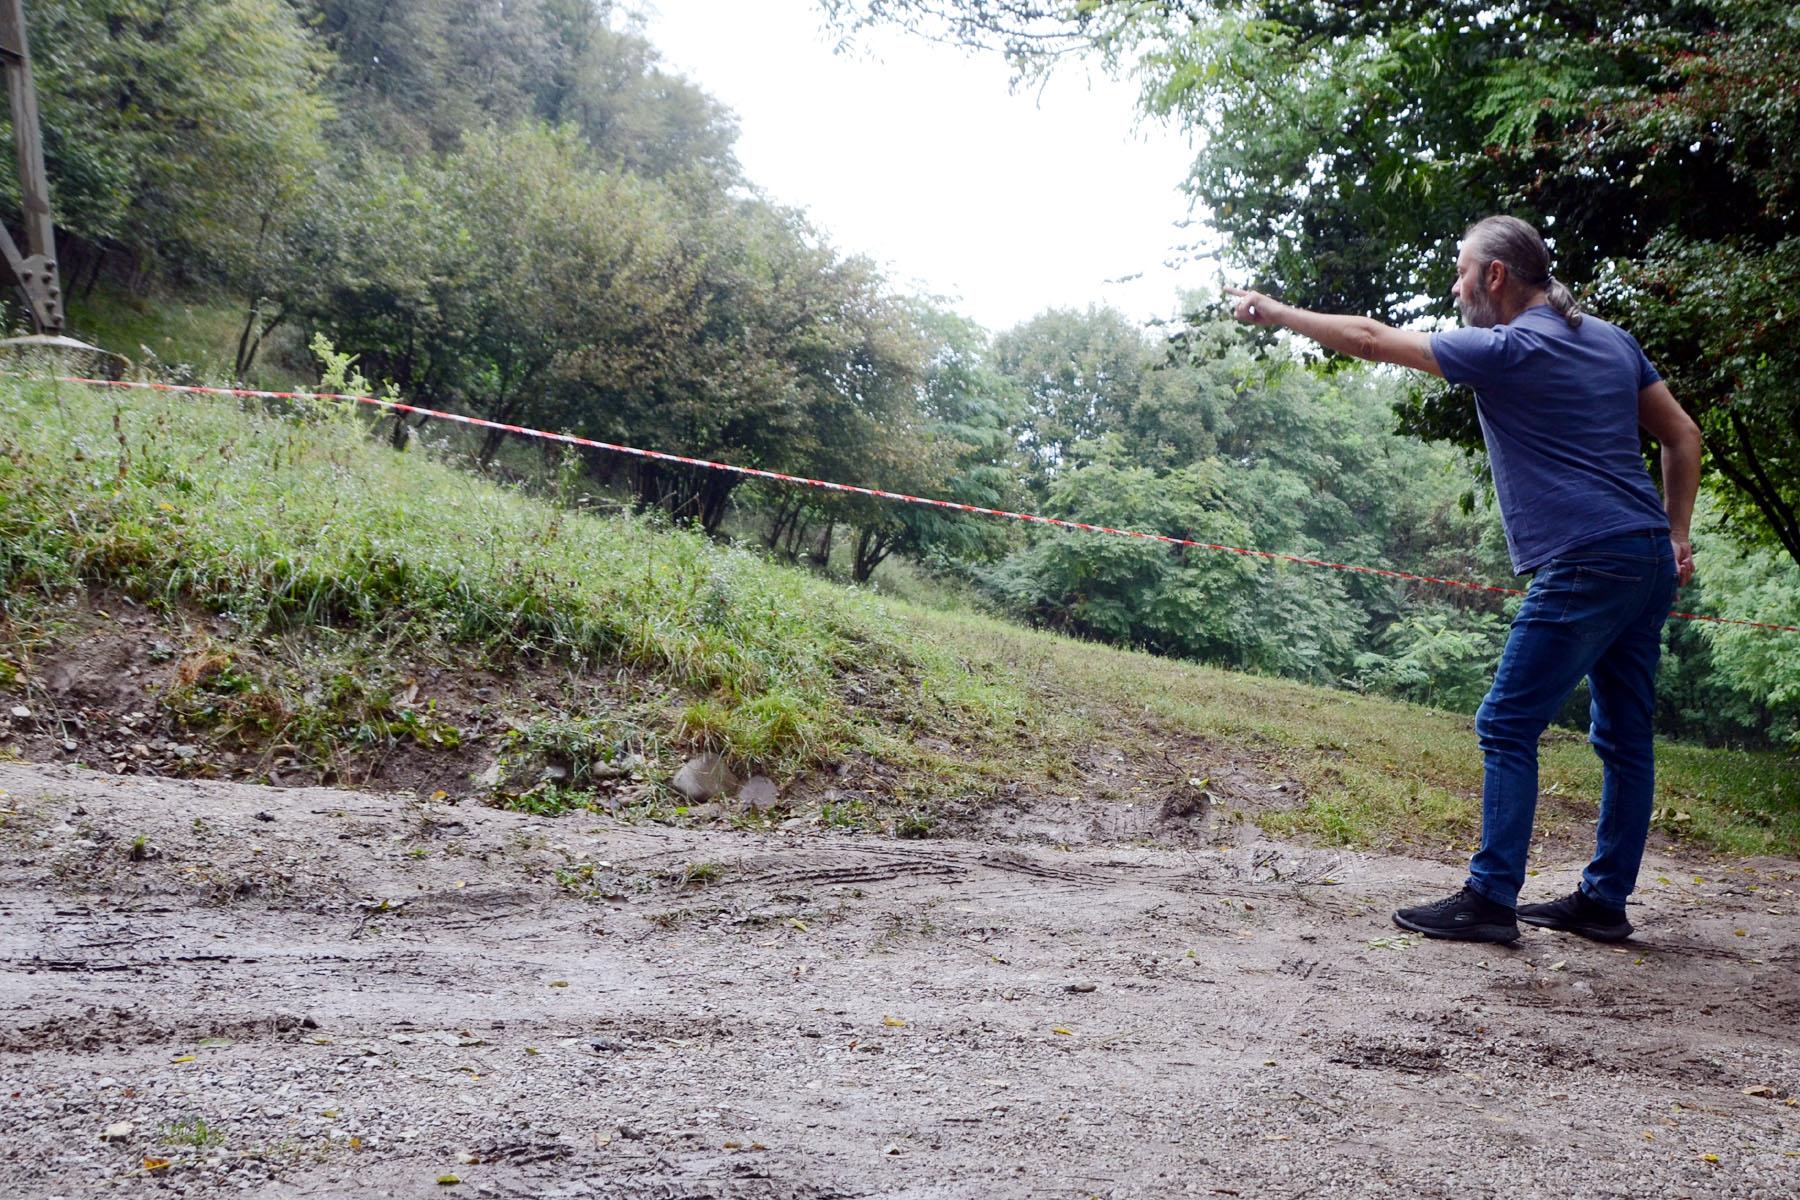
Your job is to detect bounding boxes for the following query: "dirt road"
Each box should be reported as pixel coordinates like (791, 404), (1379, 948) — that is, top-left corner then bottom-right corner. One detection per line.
(2, 761), (1796, 1198)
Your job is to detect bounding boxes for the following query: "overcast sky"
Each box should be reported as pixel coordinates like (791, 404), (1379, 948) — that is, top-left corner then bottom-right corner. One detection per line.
(639, 0), (1218, 333)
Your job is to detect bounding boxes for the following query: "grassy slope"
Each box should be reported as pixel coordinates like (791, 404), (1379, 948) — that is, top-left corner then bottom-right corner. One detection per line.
(1, 377), (1795, 860)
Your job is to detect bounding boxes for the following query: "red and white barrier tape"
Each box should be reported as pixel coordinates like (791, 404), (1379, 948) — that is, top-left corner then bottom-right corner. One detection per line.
(40, 374), (1800, 635)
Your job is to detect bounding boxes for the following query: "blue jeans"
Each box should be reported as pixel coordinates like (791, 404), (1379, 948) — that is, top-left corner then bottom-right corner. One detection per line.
(1467, 530), (1677, 909)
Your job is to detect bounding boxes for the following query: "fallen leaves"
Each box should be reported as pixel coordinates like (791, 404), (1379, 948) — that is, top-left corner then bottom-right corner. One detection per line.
(881, 1015), (907, 1028)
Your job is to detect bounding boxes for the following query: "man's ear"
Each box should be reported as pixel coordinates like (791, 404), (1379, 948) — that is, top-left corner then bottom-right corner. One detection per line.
(1485, 259), (1509, 294)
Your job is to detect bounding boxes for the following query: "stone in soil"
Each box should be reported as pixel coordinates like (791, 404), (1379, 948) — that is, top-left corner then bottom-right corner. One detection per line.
(672, 753), (737, 803)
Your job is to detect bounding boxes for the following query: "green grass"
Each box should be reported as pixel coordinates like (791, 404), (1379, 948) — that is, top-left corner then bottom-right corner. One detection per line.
(1, 375), (1795, 858)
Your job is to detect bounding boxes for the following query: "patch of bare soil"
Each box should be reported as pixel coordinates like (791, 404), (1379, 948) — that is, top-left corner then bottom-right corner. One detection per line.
(2, 760), (1797, 1199)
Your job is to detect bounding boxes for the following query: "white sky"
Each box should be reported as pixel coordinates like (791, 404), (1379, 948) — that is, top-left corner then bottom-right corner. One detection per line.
(638, 0), (1217, 333)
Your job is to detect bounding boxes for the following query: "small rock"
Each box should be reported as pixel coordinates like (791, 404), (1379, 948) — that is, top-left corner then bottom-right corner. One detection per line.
(475, 761), (505, 789)
(541, 764), (569, 784)
(589, 1037), (626, 1053)
(882, 1143), (902, 1156)
(1063, 982), (1097, 994)
(9, 705), (30, 720)
(736, 775), (781, 813)
(61, 739), (78, 752)
(254, 811), (276, 823)
(672, 753), (737, 803)
(686, 802), (725, 821)
(172, 744), (199, 760)
(101, 1121), (134, 1142)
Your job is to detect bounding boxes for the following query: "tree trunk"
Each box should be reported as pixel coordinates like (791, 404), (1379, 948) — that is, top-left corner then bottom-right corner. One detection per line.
(783, 514), (811, 559)
(235, 305), (286, 380)
(80, 245), (106, 298)
(700, 473), (735, 535)
(809, 518), (836, 568)
(852, 525), (893, 583)
(634, 461), (662, 512)
(766, 494), (801, 551)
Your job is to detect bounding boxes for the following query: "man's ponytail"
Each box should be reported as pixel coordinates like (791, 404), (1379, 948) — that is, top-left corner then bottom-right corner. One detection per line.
(1544, 275), (1583, 329)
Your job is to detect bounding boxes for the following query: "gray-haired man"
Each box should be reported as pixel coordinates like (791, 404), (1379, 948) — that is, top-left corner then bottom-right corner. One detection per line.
(1227, 215), (1701, 944)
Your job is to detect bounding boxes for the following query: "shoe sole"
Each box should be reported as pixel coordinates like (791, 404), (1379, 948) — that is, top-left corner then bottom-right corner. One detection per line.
(1517, 914), (1633, 942)
(1392, 912), (1520, 943)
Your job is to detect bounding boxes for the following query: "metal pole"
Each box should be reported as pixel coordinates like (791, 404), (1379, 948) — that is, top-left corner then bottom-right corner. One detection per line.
(0, 0), (62, 333)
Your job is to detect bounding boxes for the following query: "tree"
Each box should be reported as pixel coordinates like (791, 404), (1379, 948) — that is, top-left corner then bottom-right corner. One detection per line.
(6, 0), (332, 287)
(837, 304), (1026, 582)
(540, 10), (741, 182)
(995, 305), (1147, 495)
(314, 124), (698, 465)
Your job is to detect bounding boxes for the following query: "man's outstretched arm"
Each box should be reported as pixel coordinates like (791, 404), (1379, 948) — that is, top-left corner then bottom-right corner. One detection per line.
(1225, 287), (1443, 378)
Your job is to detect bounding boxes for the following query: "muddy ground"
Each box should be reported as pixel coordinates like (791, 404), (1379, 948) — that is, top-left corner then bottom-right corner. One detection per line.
(1, 760), (1797, 1200)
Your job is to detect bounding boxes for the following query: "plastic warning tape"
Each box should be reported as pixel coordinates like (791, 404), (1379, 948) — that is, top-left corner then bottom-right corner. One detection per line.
(43, 375), (1800, 635)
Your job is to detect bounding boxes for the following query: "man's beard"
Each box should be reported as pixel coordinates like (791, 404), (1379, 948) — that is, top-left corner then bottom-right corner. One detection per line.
(1459, 287), (1501, 329)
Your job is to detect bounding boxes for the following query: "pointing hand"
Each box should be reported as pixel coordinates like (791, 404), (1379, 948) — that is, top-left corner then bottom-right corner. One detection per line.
(1224, 286), (1280, 326)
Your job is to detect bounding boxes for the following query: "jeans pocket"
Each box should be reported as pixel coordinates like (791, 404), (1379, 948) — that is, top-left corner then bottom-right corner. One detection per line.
(1546, 563), (1644, 623)
(1573, 561), (1645, 585)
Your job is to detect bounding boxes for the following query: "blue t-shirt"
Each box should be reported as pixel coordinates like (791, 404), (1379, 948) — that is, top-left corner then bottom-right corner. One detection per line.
(1430, 305), (1670, 574)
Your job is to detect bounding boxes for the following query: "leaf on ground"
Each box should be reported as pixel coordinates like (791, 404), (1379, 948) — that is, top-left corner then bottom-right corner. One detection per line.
(881, 1015), (906, 1028)
(170, 1054), (197, 1063)
(787, 918), (809, 932)
(1052, 1026), (1073, 1036)
(1744, 1085), (1777, 1098)
(437, 1174), (462, 1186)
(142, 1158), (171, 1172)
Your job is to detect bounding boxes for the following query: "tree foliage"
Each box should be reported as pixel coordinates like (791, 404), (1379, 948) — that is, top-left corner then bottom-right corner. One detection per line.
(827, 0), (1800, 568)
(8, 0), (332, 277)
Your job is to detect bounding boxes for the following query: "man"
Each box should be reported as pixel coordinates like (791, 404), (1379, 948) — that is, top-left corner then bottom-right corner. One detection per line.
(1226, 214), (1701, 944)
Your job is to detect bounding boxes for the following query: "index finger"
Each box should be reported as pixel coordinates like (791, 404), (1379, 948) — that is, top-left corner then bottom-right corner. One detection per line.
(1223, 286), (1250, 298)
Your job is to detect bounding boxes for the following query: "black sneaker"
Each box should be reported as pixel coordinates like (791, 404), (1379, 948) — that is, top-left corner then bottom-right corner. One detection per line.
(1517, 889), (1633, 942)
(1393, 886), (1520, 943)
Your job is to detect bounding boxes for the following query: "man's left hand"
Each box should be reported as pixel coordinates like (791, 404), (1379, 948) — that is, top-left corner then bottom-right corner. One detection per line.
(1672, 536), (1695, 588)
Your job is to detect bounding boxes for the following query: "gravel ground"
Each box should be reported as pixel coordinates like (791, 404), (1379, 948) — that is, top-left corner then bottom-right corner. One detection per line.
(1, 760), (1796, 1199)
